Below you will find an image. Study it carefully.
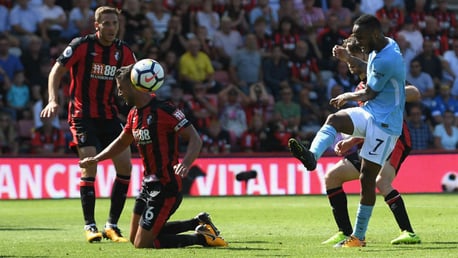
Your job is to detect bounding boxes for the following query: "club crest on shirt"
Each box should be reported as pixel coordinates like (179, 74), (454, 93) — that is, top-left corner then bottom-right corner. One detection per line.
(172, 109), (185, 121)
(63, 46), (73, 58)
(77, 132), (87, 144)
(147, 114), (153, 125)
(114, 51), (120, 61)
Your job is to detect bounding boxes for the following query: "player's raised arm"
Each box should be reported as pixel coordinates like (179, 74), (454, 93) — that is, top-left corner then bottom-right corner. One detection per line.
(330, 86), (378, 109)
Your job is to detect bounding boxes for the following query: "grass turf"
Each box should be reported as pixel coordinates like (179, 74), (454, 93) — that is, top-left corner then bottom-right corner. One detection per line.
(1, 194), (457, 257)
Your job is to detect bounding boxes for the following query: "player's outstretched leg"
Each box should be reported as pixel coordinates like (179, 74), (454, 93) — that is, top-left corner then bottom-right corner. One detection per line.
(195, 224), (228, 247)
(288, 138), (317, 171)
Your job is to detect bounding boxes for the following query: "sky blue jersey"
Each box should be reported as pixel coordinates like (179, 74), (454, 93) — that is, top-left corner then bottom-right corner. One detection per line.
(364, 37), (406, 136)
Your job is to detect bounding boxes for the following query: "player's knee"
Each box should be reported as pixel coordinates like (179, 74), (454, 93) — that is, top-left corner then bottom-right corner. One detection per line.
(117, 163), (132, 176)
(113, 151), (133, 174)
(324, 171), (342, 188)
(133, 241), (146, 248)
(360, 174), (377, 188)
(80, 167), (97, 178)
(133, 237), (156, 248)
(324, 113), (337, 125)
(324, 113), (349, 131)
(376, 179), (392, 196)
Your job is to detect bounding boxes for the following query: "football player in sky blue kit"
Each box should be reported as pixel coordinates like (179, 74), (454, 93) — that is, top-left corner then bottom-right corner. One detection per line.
(289, 14), (405, 247)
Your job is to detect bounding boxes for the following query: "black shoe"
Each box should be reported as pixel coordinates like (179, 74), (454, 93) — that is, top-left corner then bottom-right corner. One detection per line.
(288, 138), (317, 171)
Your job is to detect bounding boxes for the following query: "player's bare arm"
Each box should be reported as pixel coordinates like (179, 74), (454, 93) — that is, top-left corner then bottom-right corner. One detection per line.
(174, 125), (202, 177)
(40, 62), (67, 118)
(79, 131), (134, 168)
(330, 86), (378, 109)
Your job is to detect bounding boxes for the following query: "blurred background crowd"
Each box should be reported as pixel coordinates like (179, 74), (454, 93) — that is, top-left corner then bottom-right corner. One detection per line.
(1, 0), (458, 156)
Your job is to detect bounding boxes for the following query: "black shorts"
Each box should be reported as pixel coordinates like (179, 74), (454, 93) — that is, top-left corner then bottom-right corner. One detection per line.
(345, 151), (362, 172)
(69, 117), (123, 150)
(134, 177), (182, 235)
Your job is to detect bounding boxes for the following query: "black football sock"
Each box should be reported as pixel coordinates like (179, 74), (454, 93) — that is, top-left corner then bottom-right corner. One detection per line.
(327, 187), (353, 236)
(155, 234), (202, 248)
(161, 218), (200, 235)
(107, 174), (131, 225)
(385, 189), (414, 233)
(80, 177), (96, 226)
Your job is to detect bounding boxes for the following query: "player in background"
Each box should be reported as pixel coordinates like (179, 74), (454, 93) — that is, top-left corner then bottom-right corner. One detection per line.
(79, 65), (228, 248)
(40, 6), (136, 243)
(288, 14), (406, 247)
(320, 35), (421, 246)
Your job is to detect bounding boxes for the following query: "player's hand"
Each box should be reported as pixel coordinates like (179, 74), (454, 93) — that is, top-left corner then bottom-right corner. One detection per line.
(329, 93), (348, 109)
(334, 138), (364, 156)
(173, 163), (189, 177)
(334, 139), (353, 156)
(334, 140), (345, 156)
(79, 157), (98, 168)
(332, 45), (350, 63)
(40, 101), (60, 118)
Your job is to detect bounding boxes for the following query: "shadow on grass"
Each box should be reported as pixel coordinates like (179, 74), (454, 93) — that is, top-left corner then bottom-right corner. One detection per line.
(0, 256), (49, 258)
(429, 241), (458, 245)
(227, 240), (270, 244)
(186, 245), (277, 251)
(361, 242), (458, 252)
(224, 240), (283, 252)
(227, 247), (280, 251)
(0, 227), (61, 231)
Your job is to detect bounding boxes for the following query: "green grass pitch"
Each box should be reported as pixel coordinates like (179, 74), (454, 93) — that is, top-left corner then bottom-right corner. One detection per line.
(1, 194), (457, 257)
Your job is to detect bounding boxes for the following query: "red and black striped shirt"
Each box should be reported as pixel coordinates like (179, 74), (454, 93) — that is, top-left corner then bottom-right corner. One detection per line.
(57, 34), (136, 120)
(124, 96), (191, 187)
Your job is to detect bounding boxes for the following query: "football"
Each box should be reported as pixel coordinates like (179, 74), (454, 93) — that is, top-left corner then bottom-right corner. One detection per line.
(441, 172), (458, 192)
(130, 58), (165, 92)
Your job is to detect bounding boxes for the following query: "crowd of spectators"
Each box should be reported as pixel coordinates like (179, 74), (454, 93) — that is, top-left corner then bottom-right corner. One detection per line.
(1, 0), (458, 156)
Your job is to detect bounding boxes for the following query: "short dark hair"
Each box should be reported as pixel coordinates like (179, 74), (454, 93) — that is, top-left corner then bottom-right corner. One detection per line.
(354, 14), (382, 32)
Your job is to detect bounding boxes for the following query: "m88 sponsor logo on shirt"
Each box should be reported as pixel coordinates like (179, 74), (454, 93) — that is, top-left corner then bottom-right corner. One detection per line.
(91, 63), (117, 80)
(133, 128), (152, 144)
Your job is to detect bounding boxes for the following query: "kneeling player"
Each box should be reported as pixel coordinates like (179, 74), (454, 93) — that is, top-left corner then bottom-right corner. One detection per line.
(80, 64), (228, 248)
